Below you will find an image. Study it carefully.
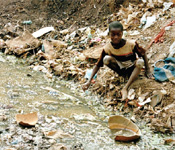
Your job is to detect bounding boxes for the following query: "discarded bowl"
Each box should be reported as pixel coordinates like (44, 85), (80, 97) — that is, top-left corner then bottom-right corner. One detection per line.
(15, 112), (38, 127)
(150, 91), (163, 107)
(108, 115), (141, 142)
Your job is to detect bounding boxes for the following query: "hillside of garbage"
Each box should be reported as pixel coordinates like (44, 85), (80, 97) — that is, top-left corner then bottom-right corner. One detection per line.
(1, 0), (175, 141)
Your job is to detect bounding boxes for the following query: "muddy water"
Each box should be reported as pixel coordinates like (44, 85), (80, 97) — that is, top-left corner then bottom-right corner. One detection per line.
(0, 61), (93, 117)
(0, 53), (174, 150)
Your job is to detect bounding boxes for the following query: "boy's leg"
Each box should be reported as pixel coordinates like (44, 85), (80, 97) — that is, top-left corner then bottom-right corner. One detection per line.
(103, 55), (123, 75)
(103, 56), (144, 100)
(121, 67), (140, 100)
(121, 59), (144, 100)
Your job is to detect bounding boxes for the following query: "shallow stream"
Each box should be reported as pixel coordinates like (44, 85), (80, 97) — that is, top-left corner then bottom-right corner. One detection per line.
(0, 52), (174, 150)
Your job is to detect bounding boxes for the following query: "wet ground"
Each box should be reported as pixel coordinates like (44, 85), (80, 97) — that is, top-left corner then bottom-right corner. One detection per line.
(0, 52), (174, 150)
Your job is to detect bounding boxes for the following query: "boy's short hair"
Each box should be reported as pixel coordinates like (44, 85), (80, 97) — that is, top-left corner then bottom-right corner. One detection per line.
(109, 21), (123, 32)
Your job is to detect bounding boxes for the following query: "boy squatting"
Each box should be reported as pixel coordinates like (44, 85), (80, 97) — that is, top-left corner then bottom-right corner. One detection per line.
(82, 21), (152, 100)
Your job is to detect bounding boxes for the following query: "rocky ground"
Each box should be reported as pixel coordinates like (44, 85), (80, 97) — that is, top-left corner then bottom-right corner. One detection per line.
(1, 0), (175, 149)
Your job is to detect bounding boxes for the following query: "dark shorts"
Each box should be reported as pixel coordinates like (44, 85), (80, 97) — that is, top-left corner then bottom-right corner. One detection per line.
(116, 65), (135, 77)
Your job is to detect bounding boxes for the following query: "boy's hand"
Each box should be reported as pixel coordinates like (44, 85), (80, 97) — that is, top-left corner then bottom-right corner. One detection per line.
(145, 70), (154, 79)
(82, 82), (91, 91)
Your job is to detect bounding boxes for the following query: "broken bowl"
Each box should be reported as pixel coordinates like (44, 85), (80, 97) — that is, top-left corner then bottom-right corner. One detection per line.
(108, 115), (141, 142)
(15, 112), (38, 127)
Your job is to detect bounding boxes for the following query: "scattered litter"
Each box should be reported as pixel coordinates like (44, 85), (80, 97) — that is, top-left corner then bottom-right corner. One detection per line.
(138, 92), (149, 102)
(168, 41), (175, 57)
(143, 15), (156, 30)
(148, 21), (175, 49)
(154, 57), (175, 82)
(3, 23), (18, 36)
(127, 89), (135, 100)
(165, 26), (171, 31)
(83, 45), (104, 59)
(129, 31), (140, 36)
(131, 115), (137, 123)
(139, 12), (147, 28)
(32, 27), (55, 38)
(37, 39), (67, 60)
(5, 30), (41, 55)
(138, 97), (151, 106)
(15, 112), (38, 127)
(0, 1), (175, 149)
(33, 65), (48, 73)
(163, 2), (173, 12)
(150, 91), (163, 107)
(84, 69), (97, 80)
(44, 129), (73, 139)
(60, 22), (77, 36)
(98, 29), (109, 38)
(22, 20), (32, 25)
(108, 115), (141, 142)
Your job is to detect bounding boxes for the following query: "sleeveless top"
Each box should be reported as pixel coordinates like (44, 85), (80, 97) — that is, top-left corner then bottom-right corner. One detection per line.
(103, 40), (136, 69)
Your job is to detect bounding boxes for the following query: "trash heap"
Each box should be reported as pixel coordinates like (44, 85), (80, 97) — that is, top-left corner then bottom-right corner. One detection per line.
(0, 0), (175, 134)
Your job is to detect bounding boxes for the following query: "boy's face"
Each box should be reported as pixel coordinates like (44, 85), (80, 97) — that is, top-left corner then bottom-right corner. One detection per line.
(110, 28), (123, 44)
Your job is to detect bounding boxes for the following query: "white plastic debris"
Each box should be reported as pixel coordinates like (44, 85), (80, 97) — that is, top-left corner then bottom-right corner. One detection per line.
(32, 27), (54, 38)
(163, 2), (173, 12)
(96, 28), (109, 38)
(129, 30), (140, 36)
(138, 92), (149, 102)
(168, 41), (175, 57)
(150, 91), (163, 107)
(33, 65), (47, 73)
(138, 97), (151, 106)
(78, 27), (88, 32)
(161, 89), (167, 95)
(139, 12), (148, 28)
(128, 89), (136, 100)
(65, 31), (77, 41)
(84, 69), (97, 80)
(143, 15), (156, 30)
(165, 26), (171, 31)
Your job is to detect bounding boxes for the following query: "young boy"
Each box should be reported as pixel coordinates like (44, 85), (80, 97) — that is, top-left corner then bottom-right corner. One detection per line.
(82, 21), (152, 100)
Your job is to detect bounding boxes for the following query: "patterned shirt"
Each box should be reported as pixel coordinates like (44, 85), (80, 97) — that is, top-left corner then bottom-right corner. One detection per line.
(96, 39), (145, 69)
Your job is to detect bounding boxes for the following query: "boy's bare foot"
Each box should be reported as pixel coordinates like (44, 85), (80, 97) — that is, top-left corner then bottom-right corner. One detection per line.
(121, 88), (128, 100)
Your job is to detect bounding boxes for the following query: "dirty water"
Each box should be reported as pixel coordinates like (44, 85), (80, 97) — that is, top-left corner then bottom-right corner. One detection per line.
(110, 129), (136, 138)
(0, 52), (175, 150)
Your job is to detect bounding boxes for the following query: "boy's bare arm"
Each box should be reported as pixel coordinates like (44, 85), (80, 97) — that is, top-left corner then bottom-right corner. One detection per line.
(142, 53), (153, 78)
(135, 42), (153, 78)
(82, 65), (100, 91)
(82, 49), (106, 91)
